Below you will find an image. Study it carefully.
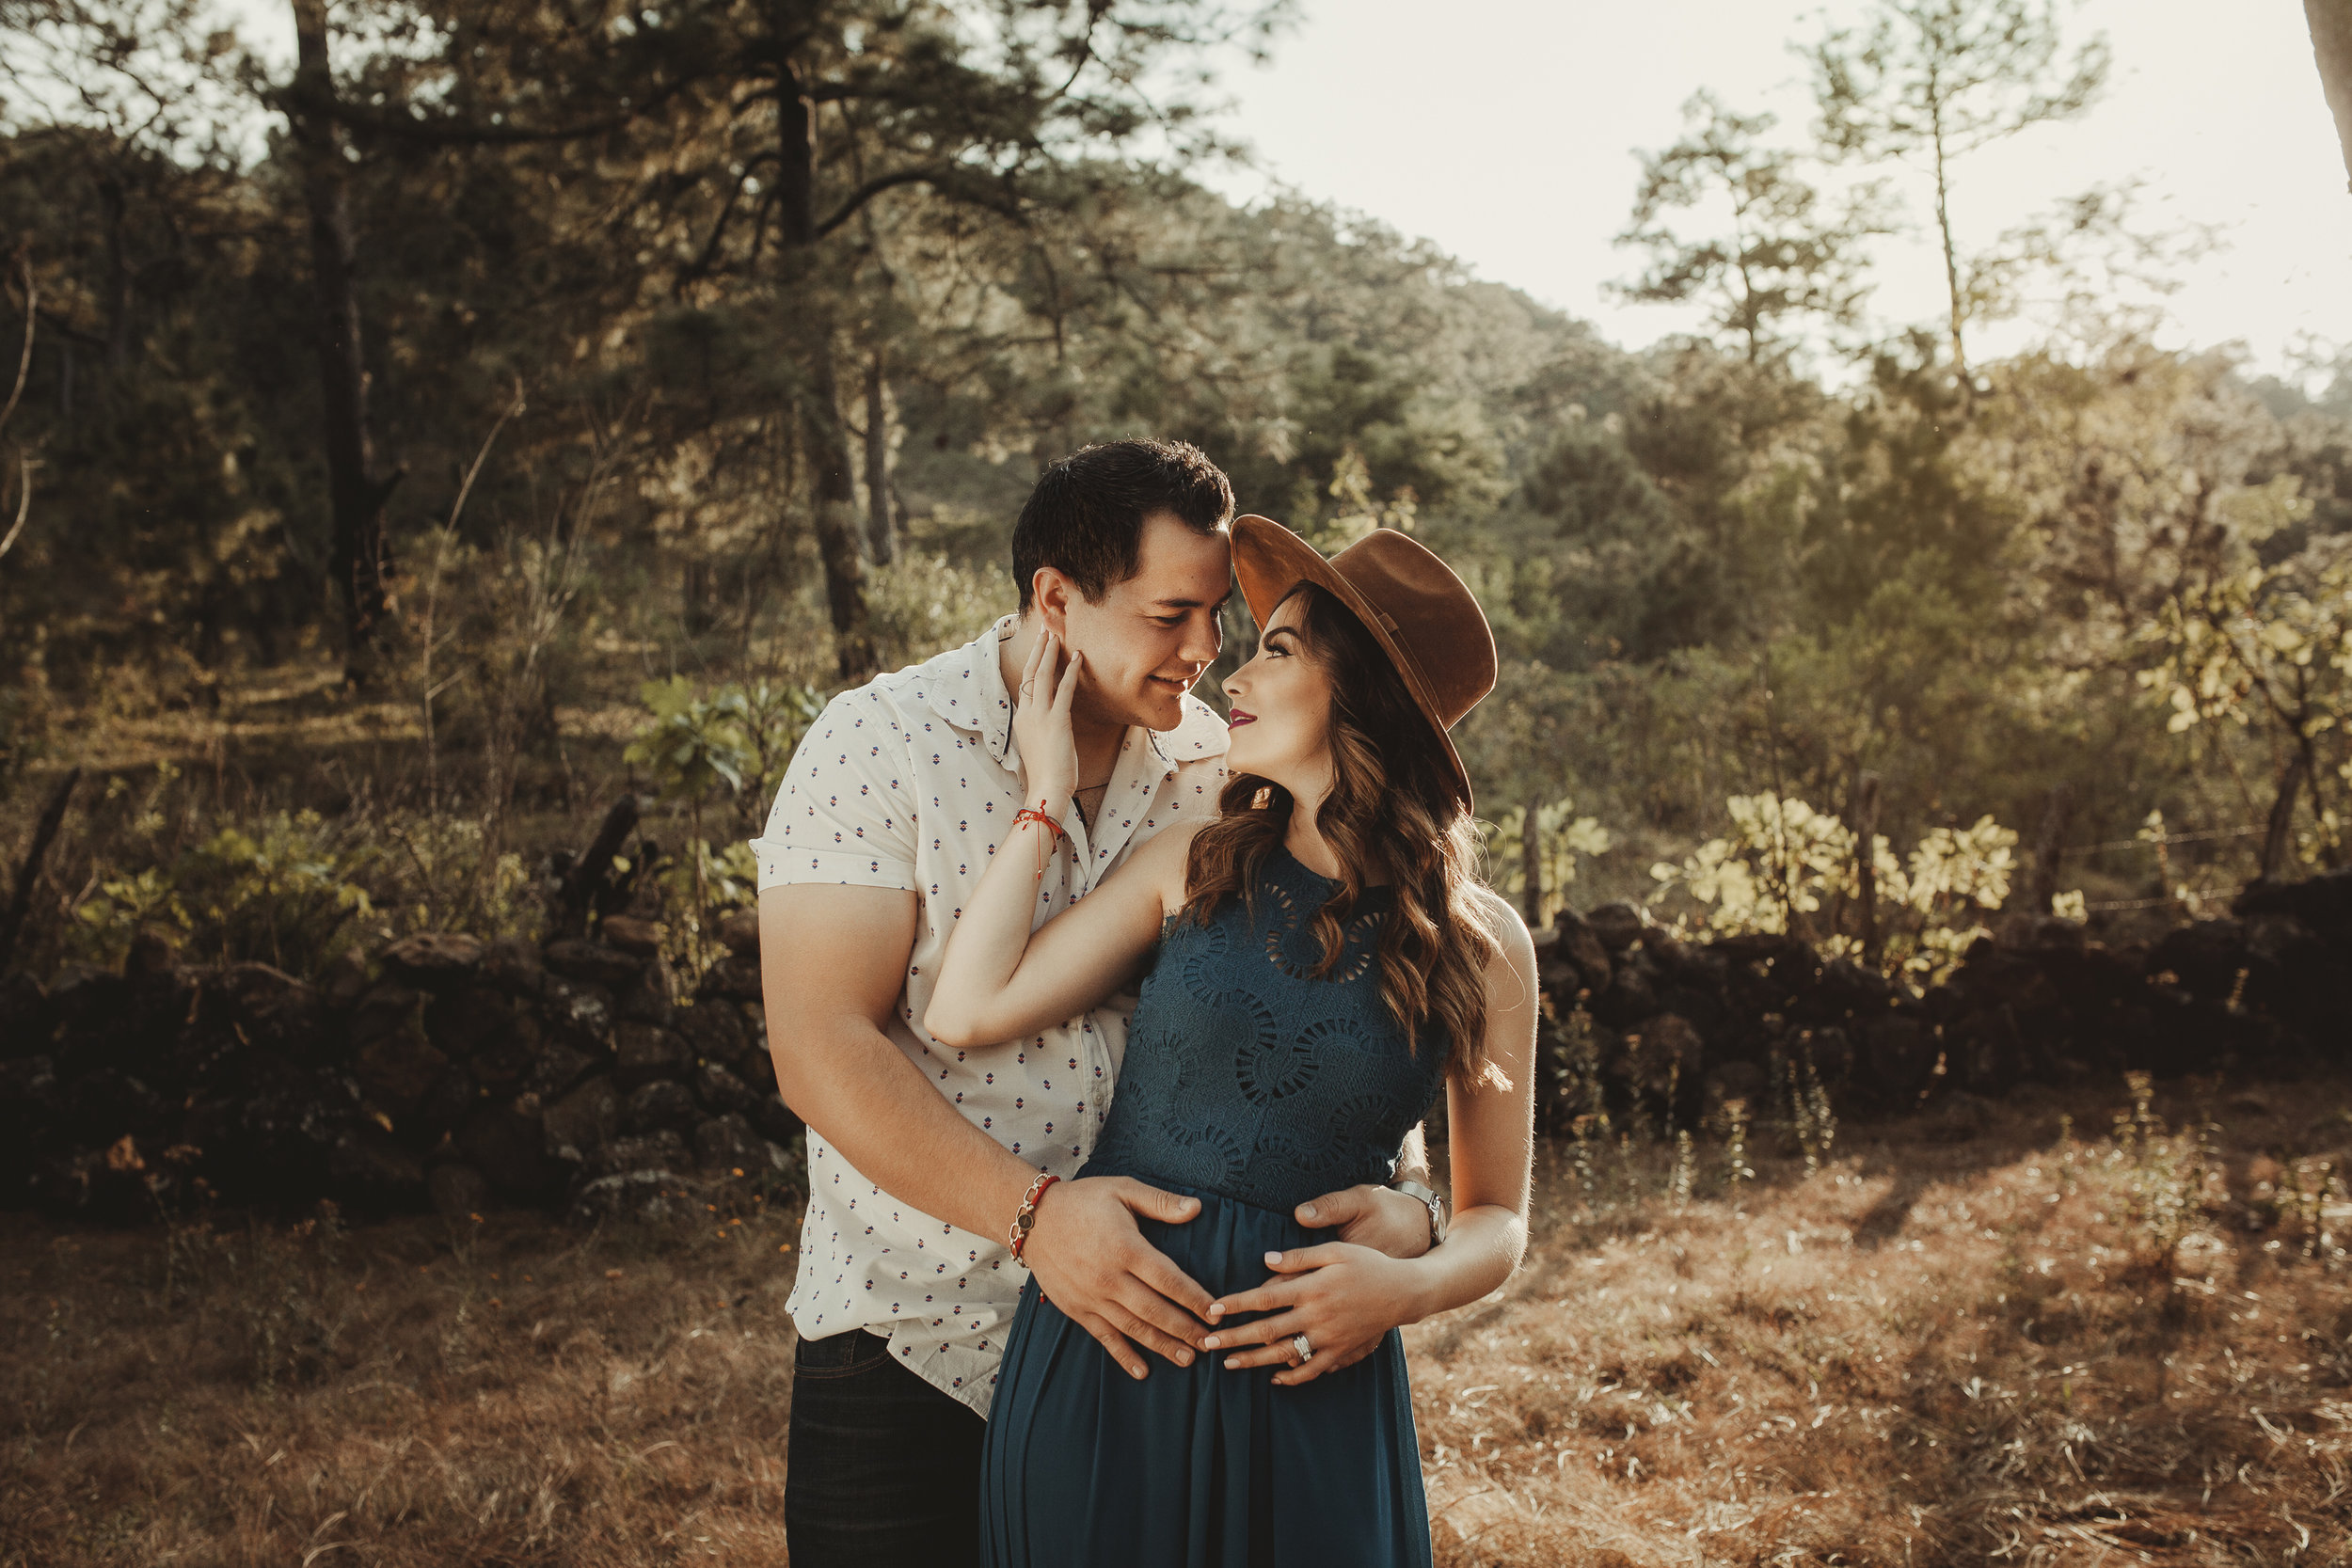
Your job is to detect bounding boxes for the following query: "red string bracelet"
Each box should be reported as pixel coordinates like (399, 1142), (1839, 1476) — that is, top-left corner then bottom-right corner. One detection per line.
(1012, 806), (1067, 841)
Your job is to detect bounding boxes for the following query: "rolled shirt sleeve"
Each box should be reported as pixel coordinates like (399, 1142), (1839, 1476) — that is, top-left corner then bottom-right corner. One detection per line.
(751, 691), (919, 893)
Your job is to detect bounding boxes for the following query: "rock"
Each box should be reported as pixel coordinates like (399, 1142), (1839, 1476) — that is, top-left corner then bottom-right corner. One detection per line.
(615, 971), (676, 1025)
(624, 1079), (701, 1135)
(413, 1063), (479, 1138)
(1995, 913), (2089, 954)
(469, 1035), (540, 1096)
(1548, 911), (1613, 995)
(1586, 902), (1646, 954)
(211, 962), (325, 1055)
(523, 1042), (598, 1102)
(614, 1022), (691, 1089)
(599, 915), (665, 957)
(317, 948), (372, 1006)
(676, 997), (750, 1061)
(544, 939), (644, 990)
(691, 1060), (758, 1117)
(542, 1075), (620, 1165)
(2235, 867), (2352, 928)
(328, 1124), (426, 1207)
(733, 1043), (778, 1096)
(61, 1068), (167, 1147)
(426, 984), (535, 1061)
(380, 932), (485, 990)
(2147, 919), (2252, 1005)
(455, 1103), (558, 1203)
(598, 1128), (692, 1176)
(227, 1067), (364, 1205)
(1857, 1012), (1938, 1101)
(718, 909), (761, 957)
(694, 1113), (767, 1174)
(700, 955), (764, 1002)
(751, 1092), (803, 1146)
(481, 936), (546, 997)
(569, 1169), (700, 1227)
(348, 990), (449, 1117)
(1591, 954), (1659, 1029)
(427, 1161), (494, 1223)
(540, 976), (615, 1053)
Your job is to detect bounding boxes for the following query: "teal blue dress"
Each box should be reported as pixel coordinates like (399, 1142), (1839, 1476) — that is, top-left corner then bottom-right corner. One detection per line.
(980, 846), (1448, 1567)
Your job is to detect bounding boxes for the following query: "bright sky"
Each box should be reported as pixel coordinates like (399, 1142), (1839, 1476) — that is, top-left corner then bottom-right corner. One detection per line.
(215, 0), (2349, 379)
(1203, 0), (2352, 381)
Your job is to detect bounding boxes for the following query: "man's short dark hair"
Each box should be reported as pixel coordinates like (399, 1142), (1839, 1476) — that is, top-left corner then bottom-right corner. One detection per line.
(1011, 439), (1234, 612)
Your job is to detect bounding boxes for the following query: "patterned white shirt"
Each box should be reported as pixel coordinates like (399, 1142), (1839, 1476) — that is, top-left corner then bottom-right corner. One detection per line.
(752, 613), (1231, 1416)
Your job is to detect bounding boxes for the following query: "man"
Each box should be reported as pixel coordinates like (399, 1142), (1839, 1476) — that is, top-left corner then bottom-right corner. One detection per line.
(754, 438), (1441, 1567)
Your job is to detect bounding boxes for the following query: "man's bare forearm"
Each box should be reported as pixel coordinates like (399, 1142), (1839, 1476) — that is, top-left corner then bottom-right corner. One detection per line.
(772, 1016), (1035, 1244)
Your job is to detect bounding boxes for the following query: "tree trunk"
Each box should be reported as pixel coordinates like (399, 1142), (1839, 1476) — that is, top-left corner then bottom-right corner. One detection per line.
(775, 54), (877, 683)
(2027, 783), (2074, 913)
(1929, 103), (1968, 390)
(1852, 770), (1881, 968)
(2311, 0), (2352, 194)
(2262, 752), (2308, 879)
(1520, 799), (1544, 930)
(863, 342), (897, 565)
(293, 0), (402, 685)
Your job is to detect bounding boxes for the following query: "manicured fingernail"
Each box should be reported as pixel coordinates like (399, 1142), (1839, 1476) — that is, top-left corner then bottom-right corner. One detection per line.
(1265, 1251), (1282, 1265)
(1130, 1365), (1146, 1380)
(1207, 1302), (1225, 1318)
(1299, 1202), (1317, 1219)
(1176, 1349), (1193, 1366)
(1225, 1358), (1241, 1370)
(1203, 1335), (1222, 1349)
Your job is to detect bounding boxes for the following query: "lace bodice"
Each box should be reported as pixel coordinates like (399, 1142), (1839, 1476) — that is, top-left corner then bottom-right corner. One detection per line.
(1082, 846), (1450, 1212)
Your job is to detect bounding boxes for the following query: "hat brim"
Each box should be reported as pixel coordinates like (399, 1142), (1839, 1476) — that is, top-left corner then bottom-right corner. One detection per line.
(1229, 515), (1479, 815)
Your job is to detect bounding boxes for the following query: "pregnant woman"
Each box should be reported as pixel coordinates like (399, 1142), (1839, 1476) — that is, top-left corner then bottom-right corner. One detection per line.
(926, 515), (1538, 1567)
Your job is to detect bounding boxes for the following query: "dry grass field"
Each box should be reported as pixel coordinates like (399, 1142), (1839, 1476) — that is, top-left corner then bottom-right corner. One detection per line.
(8, 1072), (2352, 1567)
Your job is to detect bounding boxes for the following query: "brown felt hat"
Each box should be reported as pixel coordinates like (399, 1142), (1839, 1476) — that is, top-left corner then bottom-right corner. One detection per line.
(1231, 515), (1497, 813)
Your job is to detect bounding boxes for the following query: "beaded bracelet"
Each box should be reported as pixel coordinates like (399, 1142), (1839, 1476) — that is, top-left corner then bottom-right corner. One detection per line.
(1007, 1170), (1060, 1265)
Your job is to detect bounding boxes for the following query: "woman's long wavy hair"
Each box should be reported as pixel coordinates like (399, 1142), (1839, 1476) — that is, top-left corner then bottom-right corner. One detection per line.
(1181, 581), (1506, 1087)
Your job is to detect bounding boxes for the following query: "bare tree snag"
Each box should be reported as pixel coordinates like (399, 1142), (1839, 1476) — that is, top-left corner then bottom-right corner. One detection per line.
(551, 795), (643, 940)
(0, 768), (79, 973)
(2312, 0), (2352, 193)
(293, 0), (404, 686)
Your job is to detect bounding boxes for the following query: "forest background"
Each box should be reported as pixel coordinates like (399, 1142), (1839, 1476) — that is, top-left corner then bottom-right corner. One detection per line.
(2, 0), (2351, 988)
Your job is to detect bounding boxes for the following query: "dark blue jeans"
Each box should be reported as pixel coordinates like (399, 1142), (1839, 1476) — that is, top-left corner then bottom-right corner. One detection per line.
(786, 1329), (986, 1567)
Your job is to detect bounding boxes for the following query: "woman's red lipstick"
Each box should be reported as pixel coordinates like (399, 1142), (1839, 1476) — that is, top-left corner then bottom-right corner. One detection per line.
(1228, 708), (1256, 727)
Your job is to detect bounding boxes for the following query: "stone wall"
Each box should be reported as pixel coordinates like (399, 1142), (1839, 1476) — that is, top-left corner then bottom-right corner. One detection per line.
(0, 911), (793, 1226)
(1531, 869), (2352, 1134)
(5, 867), (2349, 1223)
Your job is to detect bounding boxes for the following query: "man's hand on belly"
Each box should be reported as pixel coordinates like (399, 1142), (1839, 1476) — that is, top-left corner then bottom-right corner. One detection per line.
(1021, 1177), (1216, 1380)
(1293, 1183), (1435, 1259)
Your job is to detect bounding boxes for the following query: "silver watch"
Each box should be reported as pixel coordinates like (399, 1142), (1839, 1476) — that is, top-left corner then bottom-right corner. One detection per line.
(1391, 1180), (1447, 1246)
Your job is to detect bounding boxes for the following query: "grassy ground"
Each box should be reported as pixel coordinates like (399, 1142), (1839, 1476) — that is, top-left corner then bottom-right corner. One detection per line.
(8, 1074), (2352, 1566)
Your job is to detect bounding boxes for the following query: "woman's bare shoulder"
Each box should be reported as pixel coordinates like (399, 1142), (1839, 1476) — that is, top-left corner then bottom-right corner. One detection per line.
(1128, 814), (1210, 905)
(1468, 885), (1536, 970)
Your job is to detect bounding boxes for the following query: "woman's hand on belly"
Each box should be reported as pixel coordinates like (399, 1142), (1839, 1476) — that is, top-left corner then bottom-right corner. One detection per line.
(1197, 1242), (1430, 1386)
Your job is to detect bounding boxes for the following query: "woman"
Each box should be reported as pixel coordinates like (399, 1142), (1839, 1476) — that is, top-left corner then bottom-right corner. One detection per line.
(926, 515), (1538, 1566)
